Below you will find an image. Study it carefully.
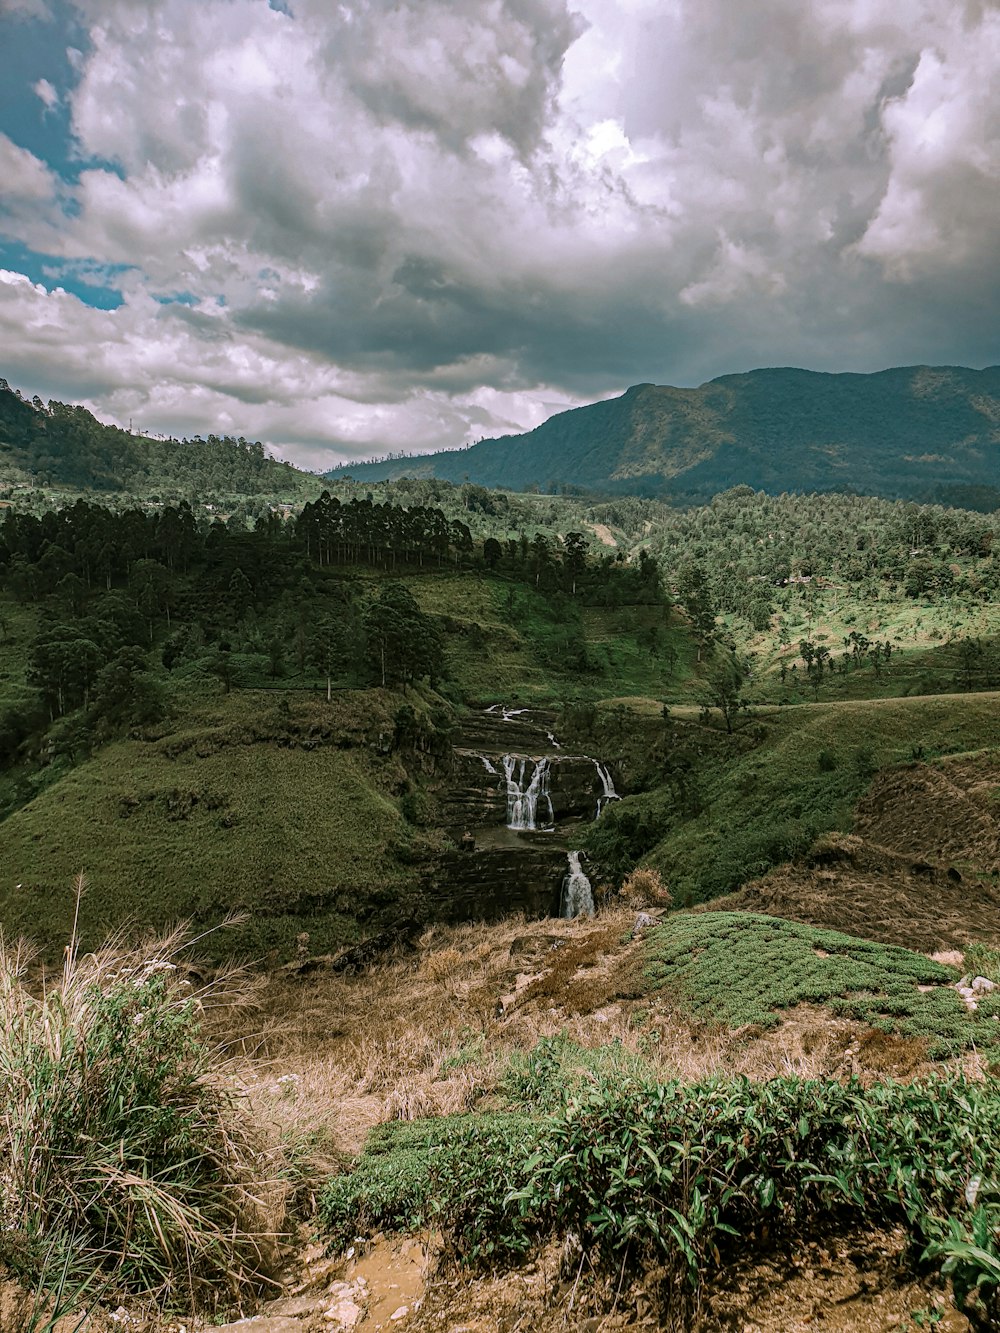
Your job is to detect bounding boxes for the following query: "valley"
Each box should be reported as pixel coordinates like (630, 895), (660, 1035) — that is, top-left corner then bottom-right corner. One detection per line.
(0, 388), (998, 1332)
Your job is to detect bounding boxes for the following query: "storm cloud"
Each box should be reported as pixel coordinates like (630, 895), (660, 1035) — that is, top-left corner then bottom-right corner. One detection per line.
(0, 0), (997, 465)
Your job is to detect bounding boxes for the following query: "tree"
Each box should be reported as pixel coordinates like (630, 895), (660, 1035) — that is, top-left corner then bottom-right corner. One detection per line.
(701, 650), (751, 734)
(363, 584), (443, 688)
(89, 647), (165, 732)
(227, 566), (254, 621)
(28, 626), (105, 717)
(130, 559), (175, 642)
(308, 615), (350, 700)
(678, 563), (717, 662)
(483, 537), (503, 571)
(562, 531), (588, 595)
(206, 649), (236, 694)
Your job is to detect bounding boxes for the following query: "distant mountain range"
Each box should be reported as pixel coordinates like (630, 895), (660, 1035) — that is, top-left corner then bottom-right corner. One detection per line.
(328, 365), (1000, 508)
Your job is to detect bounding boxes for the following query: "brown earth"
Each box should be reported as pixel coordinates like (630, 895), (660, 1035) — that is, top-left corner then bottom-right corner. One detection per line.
(713, 754), (1000, 953)
(854, 756), (1000, 875)
(714, 830), (1000, 953)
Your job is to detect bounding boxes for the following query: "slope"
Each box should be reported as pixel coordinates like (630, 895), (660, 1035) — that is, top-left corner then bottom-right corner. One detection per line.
(329, 364), (1000, 503)
(0, 379), (320, 498)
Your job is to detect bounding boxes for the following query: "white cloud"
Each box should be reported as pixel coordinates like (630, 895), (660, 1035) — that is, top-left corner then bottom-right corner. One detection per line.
(32, 77), (59, 109)
(0, 0), (996, 466)
(0, 133), (58, 202)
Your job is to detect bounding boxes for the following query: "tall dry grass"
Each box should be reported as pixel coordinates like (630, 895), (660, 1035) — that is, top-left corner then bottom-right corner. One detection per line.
(0, 887), (285, 1316)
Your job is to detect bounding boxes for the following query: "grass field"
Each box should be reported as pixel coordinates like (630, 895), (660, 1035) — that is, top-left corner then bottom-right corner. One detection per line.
(643, 910), (999, 1057)
(585, 691), (1000, 904)
(0, 691), (435, 961)
(736, 588), (1000, 704)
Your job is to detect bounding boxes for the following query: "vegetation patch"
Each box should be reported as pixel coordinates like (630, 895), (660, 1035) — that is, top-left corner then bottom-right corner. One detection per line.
(0, 700), (429, 961)
(0, 922), (280, 1313)
(319, 1112), (541, 1256)
(319, 1063), (1000, 1328)
(642, 911), (1000, 1057)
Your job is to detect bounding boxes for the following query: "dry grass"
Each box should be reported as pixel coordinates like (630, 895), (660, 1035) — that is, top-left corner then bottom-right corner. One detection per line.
(230, 903), (938, 1200)
(0, 906), (286, 1315)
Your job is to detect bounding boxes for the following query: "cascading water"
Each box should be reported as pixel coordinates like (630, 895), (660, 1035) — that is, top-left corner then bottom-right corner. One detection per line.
(592, 761), (620, 818)
(561, 851), (595, 918)
(476, 754), (498, 774)
(503, 754), (554, 830)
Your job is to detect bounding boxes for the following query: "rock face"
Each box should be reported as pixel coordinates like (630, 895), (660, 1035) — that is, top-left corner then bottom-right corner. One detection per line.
(445, 750), (611, 831)
(429, 844), (568, 922)
(429, 706), (617, 922)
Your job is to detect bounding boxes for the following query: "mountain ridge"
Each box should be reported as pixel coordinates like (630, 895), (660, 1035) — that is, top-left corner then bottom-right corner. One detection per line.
(328, 364), (1000, 505)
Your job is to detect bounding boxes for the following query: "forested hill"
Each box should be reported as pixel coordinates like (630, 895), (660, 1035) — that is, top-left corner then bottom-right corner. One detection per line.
(328, 365), (1000, 508)
(0, 379), (319, 497)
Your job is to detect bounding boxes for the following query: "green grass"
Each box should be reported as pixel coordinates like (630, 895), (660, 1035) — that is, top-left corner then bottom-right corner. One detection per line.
(643, 911), (1000, 1057)
(405, 572), (689, 701)
(0, 691), (434, 961)
(640, 693), (1000, 902)
(737, 589), (1000, 704)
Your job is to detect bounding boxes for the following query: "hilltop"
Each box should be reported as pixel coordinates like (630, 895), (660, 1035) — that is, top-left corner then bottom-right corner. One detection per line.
(0, 377), (321, 500)
(329, 364), (1000, 507)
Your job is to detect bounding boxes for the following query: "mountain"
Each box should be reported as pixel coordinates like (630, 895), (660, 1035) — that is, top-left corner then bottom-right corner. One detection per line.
(328, 365), (1000, 506)
(0, 378), (318, 497)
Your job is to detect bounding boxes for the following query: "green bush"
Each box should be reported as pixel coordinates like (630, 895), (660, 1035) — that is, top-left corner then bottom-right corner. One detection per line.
(0, 922), (278, 1312)
(642, 912), (997, 1058)
(320, 1064), (1000, 1325)
(318, 1112), (540, 1252)
(500, 1033), (657, 1111)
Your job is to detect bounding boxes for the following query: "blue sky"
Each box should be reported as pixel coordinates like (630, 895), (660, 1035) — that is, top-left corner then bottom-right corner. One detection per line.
(0, 0), (997, 469)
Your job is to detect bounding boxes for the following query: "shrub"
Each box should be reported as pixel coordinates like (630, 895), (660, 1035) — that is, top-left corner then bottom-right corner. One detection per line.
(320, 1065), (1000, 1326)
(318, 1113), (540, 1252)
(641, 911), (995, 1058)
(619, 866), (672, 909)
(0, 915), (280, 1313)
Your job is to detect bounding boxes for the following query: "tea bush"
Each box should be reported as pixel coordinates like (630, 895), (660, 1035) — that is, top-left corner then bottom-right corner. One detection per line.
(643, 912), (998, 1057)
(321, 1067), (1000, 1325)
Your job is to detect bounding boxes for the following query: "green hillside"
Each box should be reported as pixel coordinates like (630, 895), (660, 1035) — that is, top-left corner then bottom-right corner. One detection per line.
(0, 378), (321, 499)
(329, 364), (1000, 505)
(0, 692), (434, 962)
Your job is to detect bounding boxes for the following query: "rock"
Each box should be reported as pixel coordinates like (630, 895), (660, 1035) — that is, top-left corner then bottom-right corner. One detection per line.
(633, 912), (656, 931)
(390, 1307), (410, 1321)
(262, 1295), (318, 1318)
(324, 1297), (364, 1328)
(972, 976), (996, 993)
(958, 987), (976, 999)
(213, 1320), (303, 1333)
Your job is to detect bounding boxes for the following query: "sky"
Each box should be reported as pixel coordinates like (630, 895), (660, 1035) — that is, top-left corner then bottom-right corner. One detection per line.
(0, 0), (998, 471)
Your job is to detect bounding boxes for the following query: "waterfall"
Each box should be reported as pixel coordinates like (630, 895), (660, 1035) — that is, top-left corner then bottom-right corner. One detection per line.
(593, 761), (620, 818)
(503, 754), (554, 830)
(562, 851), (595, 918)
(546, 731), (562, 750)
(476, 754), (498, 774)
